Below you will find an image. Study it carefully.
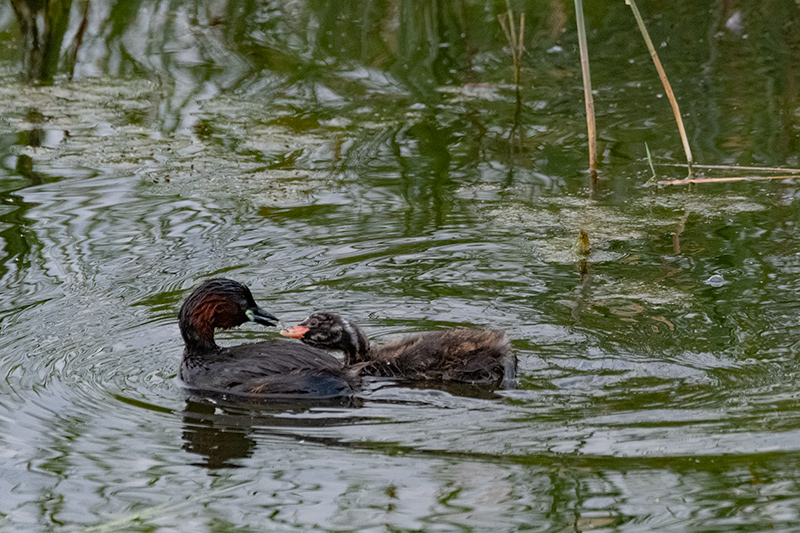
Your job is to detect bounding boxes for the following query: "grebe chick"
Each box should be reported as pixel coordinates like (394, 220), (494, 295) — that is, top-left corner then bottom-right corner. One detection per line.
(179, 279), (358, 398)
(281, 313), (516, 387)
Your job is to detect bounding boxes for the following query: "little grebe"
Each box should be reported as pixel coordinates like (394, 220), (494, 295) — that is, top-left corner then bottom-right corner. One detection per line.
(179, 279), (359, 398)
(281, 313), (517, 387)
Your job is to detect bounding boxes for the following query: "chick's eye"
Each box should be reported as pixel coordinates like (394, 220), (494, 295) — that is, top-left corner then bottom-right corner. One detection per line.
(308, 318), (319, 328)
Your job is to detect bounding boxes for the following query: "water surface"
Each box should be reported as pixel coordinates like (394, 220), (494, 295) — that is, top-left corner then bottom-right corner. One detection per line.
(2, 1), (800, 530)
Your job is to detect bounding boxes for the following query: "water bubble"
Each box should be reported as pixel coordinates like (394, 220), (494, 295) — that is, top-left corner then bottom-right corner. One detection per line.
(704, 274), (728, 287)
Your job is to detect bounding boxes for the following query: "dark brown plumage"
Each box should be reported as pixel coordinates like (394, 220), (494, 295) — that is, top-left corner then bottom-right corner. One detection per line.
(281, 313), (517, 387)
(179, 279), (359, 398)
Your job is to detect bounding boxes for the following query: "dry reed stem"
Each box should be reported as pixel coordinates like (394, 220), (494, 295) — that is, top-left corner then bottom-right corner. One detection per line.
(655, 175), (799, 186)
(574, 0), (597, 176)
(498, 11), (525, 87)
(626, 0), (694, 176)
(661, 163), (800, 173)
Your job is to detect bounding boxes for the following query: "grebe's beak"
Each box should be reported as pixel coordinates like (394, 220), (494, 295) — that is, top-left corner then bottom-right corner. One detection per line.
(280, 325), (309, 339)
(246, 307), (279, 327)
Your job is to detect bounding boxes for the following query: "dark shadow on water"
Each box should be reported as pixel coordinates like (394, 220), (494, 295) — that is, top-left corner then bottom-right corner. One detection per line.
(382, 379), (515, 401)
(180, 377), (510, 468)
(180, 393), (366, 469)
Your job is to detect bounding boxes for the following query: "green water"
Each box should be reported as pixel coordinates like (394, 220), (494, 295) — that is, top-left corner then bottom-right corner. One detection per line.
(2, 0), (800, 530)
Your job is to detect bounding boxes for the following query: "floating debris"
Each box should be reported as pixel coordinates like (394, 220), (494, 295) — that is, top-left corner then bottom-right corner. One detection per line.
(573, 228), (591, 256)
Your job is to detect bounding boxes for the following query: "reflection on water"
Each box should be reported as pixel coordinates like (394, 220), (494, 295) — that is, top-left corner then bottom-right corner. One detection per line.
(180, 394), (369, 469)
(2, 0), (800, 530)
(8, 0), (76, 83)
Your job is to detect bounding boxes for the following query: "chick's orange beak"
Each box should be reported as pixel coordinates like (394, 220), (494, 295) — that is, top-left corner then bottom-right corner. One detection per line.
(280, 325), (309, 339)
